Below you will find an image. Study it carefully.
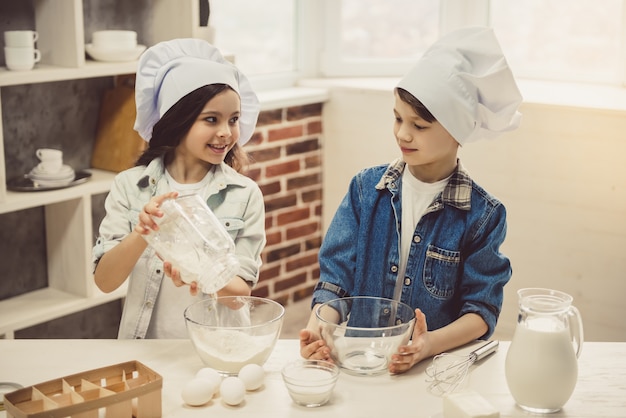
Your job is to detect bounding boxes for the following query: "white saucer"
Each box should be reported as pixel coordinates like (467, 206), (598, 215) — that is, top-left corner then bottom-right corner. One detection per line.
(30, 176), (76, 187)
(29, 164), (74, 180)
(9, 170), (92, 192)
(85, 43), (147, 62)
(30, 174), (75, 183)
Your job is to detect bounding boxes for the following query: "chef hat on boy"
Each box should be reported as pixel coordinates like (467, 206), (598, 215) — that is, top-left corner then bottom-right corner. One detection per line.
(134, 38), (260, 144)
(397, 27), (522, 145)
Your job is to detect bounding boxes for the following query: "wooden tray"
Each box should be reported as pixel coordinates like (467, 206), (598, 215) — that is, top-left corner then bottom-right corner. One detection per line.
(3, 360), (162, 418)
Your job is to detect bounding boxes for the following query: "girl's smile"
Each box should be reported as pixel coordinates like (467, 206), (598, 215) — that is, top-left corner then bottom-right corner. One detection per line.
(207, 143), (230, 154)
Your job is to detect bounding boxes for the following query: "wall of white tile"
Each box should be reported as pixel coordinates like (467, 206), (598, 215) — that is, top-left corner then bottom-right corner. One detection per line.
(317, 82), (626, 342)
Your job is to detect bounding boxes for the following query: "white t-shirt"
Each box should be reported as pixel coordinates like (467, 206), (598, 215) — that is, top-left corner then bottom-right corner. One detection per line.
(145, 168), (214, 338)
(393, 168), (449, 301)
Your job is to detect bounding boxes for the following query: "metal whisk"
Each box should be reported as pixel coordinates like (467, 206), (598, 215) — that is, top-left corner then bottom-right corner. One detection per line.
(425, 340), (499, 396)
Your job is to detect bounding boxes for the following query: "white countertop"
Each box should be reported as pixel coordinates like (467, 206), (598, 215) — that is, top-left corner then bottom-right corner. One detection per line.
(0, 339), (624, 417)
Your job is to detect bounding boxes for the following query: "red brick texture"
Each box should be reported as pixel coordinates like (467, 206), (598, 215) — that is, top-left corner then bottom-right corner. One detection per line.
(244, 103), (323, 307)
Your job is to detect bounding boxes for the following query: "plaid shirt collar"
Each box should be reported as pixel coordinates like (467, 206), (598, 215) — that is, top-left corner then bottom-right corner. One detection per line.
(375, 158), (472, 210)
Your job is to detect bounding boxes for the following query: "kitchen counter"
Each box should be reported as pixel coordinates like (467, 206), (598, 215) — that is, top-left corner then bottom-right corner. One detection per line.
(0, 339), (624, 417)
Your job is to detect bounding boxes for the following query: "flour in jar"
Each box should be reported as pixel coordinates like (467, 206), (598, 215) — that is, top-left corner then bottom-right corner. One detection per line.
(192, 329), (275, 374)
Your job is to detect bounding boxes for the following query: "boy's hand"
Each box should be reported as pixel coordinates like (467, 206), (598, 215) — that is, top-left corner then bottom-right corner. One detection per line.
(389, 308), (430, 374)
(299, 329), (333, 362)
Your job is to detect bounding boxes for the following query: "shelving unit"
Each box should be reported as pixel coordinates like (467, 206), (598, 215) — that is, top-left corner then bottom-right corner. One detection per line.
(0, 0), (211, 338)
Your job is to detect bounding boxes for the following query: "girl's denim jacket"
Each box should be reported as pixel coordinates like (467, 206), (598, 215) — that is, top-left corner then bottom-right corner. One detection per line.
(92, 157), (266, 339)
(312, 159), (511, 338)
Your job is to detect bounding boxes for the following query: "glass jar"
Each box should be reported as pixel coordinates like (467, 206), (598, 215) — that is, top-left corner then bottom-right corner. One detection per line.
(143, 194), (239, 294)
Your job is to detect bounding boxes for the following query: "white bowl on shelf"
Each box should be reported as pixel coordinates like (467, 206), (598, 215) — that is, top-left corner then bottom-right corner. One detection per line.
(85, 43), (146, 62)
(91, 30), (137, 50)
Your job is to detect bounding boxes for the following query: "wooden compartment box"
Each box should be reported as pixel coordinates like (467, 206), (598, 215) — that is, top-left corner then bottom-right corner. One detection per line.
(3, 360), (162, 418)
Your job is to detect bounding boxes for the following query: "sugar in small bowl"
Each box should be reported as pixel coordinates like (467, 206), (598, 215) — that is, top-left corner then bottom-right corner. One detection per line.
(281, 359), (339, 407)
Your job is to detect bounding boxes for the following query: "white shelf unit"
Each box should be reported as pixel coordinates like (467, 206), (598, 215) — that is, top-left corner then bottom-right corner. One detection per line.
(0, 0), (210, 338)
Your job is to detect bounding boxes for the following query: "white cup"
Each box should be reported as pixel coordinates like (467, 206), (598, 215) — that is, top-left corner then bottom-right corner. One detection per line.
(4, 47), (41, 71)
(4, 30), (39, 47)
(36, 148), (63, 173)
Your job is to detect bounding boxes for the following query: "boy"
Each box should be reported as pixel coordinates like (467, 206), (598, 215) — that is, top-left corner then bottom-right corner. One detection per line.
(300, 27), (522, 374)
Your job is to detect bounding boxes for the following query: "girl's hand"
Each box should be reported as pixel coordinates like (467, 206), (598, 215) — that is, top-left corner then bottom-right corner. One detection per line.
(134, 191), (178, 235)
(299, 329), (333, 362)
(389, 308), (430, 374)
(163, 261), (199, 296)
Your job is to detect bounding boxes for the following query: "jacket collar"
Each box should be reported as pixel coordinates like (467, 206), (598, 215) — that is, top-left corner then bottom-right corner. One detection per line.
(135, 157), (248, 191)
(376, 158), (472, 210)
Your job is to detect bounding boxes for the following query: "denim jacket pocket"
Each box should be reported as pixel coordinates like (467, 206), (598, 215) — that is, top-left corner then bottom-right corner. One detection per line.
(423, 245), (461, 299)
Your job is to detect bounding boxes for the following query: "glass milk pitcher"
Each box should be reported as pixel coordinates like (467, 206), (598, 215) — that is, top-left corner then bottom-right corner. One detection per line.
(505, 288), (584, 413)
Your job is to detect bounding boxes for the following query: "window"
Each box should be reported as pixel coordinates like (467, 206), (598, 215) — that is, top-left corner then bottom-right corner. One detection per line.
(209, 0), (297, 89)
(491, 0), (624, 85)
(321, 0), (626, 85)
(207, 0), (626, 87)
(320, 0), (441, 76)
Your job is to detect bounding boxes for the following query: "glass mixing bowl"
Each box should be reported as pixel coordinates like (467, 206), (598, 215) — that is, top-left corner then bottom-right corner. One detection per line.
(184, 296), (285, 375)
(315, 296), (416, 376)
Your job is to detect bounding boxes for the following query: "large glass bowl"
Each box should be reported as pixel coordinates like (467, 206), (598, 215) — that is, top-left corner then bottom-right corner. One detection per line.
(315, 296), (416, 376)
(184, 296), (285, 375)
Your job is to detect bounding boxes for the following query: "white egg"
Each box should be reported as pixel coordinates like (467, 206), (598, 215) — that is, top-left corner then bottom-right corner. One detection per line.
(196, 367), (222, 387)
(220, 376), (246, 406)
(181, 377), (216, 406)
(238, 363), (265, 391)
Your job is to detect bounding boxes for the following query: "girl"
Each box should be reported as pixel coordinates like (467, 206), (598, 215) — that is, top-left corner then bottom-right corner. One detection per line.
(93, 39), (265, 339)
(300, 27), (523, 373)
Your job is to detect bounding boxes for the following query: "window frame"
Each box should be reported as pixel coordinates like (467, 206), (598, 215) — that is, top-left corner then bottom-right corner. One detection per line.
(317, 0), (489, 77)
(244, 0), (626, 89)
(307, 0), (626, 86)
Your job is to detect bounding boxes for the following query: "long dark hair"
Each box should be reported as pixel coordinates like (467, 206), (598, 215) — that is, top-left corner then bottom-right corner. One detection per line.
(135, 84), (250, 172)
(396, 87), (436, 123)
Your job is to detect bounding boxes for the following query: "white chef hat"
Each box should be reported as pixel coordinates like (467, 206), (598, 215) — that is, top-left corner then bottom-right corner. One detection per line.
(134, 38), (260, 145)
(397, 27), (522, 145)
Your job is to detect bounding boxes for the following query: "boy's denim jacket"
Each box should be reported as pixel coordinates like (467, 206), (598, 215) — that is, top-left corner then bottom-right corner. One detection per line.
(92, 157), (266, 339)
(312, 158), (511, 338)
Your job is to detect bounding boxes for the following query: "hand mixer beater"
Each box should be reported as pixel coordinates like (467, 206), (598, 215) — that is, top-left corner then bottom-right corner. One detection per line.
(425, 340), (499, 396)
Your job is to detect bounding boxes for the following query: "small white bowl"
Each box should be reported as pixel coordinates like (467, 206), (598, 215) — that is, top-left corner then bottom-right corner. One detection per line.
(91, 30), (137, 50)
(281, 359), (339, 407)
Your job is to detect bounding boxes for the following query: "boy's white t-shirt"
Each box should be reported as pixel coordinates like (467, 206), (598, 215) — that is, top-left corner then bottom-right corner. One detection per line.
(392, 168), (449, 302)
(145, 168), (214, 338)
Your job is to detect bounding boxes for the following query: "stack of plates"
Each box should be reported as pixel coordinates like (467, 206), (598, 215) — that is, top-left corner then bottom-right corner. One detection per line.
(28, 164), (75, 187)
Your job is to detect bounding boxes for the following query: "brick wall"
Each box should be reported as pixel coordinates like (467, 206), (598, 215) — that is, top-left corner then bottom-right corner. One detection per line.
(244, 102), (324, 307)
